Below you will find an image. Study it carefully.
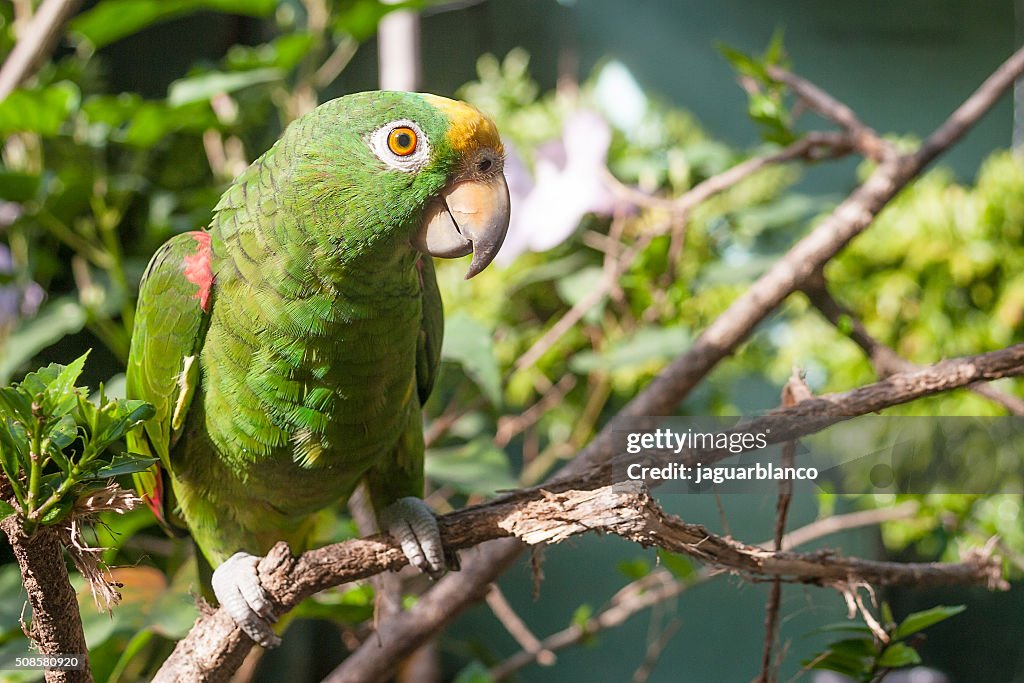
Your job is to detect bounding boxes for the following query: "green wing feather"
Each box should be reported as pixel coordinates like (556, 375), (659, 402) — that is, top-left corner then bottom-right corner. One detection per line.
(416, 255), (443, 406)
(126, 231), (212, 530)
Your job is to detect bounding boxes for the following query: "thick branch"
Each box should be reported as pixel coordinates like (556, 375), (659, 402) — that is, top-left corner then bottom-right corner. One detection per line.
(1, 516), (92, 683)
(493, 500), (923, 679)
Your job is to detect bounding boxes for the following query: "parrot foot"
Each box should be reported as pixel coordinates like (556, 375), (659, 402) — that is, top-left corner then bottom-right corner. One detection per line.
(380, 497), (457, 578)
(211, 551), (281, 648)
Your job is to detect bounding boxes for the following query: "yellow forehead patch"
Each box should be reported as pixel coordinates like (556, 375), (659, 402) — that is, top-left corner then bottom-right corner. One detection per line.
(421, 94), (503, 157)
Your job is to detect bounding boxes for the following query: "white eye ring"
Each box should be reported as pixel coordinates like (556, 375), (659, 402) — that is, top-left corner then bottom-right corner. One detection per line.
(370, 119), (431, 172)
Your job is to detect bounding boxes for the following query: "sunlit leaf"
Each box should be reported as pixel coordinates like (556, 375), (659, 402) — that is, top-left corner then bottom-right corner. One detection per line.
(168, 68), (283, 107)
(0, 82), (79, 136)
(452, 661), (494, 683)
(70, 0), (276, 49)
(892, 604), (966, 640)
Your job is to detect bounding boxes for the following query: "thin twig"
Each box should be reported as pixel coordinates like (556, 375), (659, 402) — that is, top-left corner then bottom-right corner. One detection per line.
(766, 65), (890, 161)
(485, 585), (556, 666)
(759, 369), (812, 683)
(630, 617), (682, 683)
(604, 132), (853, 213)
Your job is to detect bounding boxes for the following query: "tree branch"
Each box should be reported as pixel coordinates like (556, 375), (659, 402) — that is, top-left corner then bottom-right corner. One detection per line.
(492, 499), (923, 679)
(1, 516), (92, 683)
(0, 0), (82, 100)
(153, 339), (1021, 681)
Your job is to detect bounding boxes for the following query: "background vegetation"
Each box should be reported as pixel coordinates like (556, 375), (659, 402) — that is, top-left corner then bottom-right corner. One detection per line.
(1, 0), (1023, 681)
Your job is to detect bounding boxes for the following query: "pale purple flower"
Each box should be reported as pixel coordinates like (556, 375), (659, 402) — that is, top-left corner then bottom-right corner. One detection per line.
(497, 110), (618, 264)
(0, 203), (43, 327)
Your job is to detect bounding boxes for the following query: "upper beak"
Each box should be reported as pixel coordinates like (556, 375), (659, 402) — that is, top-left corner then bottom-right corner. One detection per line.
(412, 173), (510, 279)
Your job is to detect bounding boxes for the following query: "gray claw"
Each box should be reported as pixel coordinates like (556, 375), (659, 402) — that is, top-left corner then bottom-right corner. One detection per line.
(211, 551), (281, 648)
(380, 497), (452, 577)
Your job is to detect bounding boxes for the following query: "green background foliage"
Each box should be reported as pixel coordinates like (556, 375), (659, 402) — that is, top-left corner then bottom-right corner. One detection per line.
(1, 0), (1022, 681)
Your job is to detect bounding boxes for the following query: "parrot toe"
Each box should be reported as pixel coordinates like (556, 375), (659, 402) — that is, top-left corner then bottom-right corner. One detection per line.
(380, 497), (454, 577)
(211, 552), (281, 648)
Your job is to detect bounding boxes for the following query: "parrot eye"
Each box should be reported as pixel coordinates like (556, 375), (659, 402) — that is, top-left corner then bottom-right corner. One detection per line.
(370, 119), (430, 171)
(387, 127), (418, 156)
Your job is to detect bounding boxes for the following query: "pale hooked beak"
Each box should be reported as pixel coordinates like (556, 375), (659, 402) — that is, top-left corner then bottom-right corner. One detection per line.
(412, 173), (511, 279)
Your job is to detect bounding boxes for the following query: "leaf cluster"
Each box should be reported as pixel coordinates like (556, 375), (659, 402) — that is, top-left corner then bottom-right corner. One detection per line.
(0, 351), (154, 531)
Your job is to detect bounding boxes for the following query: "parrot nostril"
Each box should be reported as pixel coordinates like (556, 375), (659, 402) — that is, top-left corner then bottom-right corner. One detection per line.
(477, 158), (492, 174)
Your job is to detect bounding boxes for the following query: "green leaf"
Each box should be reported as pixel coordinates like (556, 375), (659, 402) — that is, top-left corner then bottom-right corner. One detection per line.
(570, 326), (690, 374)
(426, 438), (517, 494)
(43, 351), (90, 418)
(82, 93), (143, 128)
(441, 312), (502, 406)
(122, 100), (219, 147)
(0, 171), (40, 202)
(0, 499), (15, 522)
(90, 400), (156, 452)
(0, 420), (27, 480)
(656, 549), (694, 580)
(892, 604), (966, 640)
(616, 556), (651, 580)
(0, 298), (87, 385)
(168, 68), (284, 107)
(40, 496), (74, 525)
(555, 265), (605, 325)
(333, 0), (423, 42)
(452, 661), (494, 683)
(225, 33), (315, 71)
(764, 26), (787, 66)
(716, 43), (767, 80)
(571, 603), (593, 630)
(0, 82), (80, 136)
(0, 386), (32, 423)
(807, 621), (875, 636)
(83, 452), (159, 480)
(805, 637), (876, 678)
(0, 564), (27, 636)
(878, 642), (922, 668)
(70, 0), (276, 49)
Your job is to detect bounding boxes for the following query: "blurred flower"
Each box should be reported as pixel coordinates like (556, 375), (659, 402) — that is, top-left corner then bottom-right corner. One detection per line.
(498, 109), (618, 264)
(0, 202), (43, 329)
(592, 60), (649, 135)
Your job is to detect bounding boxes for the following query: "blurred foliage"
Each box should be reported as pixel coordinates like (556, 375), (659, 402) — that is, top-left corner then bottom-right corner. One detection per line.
(0, 4), (1022, 681)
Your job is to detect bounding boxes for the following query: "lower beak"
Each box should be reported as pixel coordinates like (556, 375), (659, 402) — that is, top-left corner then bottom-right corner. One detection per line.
(412, 173), (511, 279)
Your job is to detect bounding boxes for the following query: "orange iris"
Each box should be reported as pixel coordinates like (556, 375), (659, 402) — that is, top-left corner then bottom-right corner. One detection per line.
(387, 126), (418, 156)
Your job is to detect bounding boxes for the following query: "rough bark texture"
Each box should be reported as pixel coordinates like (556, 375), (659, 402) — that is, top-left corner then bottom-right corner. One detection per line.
(1, 516), (92, 683)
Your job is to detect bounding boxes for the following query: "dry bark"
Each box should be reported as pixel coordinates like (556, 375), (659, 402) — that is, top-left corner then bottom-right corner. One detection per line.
(0, 517), (92, 683)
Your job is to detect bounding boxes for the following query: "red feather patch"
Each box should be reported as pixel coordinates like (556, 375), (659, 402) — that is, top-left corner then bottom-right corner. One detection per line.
(183, 232), (214, 312)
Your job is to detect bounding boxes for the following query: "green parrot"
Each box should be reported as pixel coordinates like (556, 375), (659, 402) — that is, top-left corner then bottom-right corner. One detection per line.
(125, 91), (509, 647)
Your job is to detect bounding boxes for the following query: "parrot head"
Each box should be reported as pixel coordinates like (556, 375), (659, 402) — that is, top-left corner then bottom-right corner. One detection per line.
(279, 91), (510, 278)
